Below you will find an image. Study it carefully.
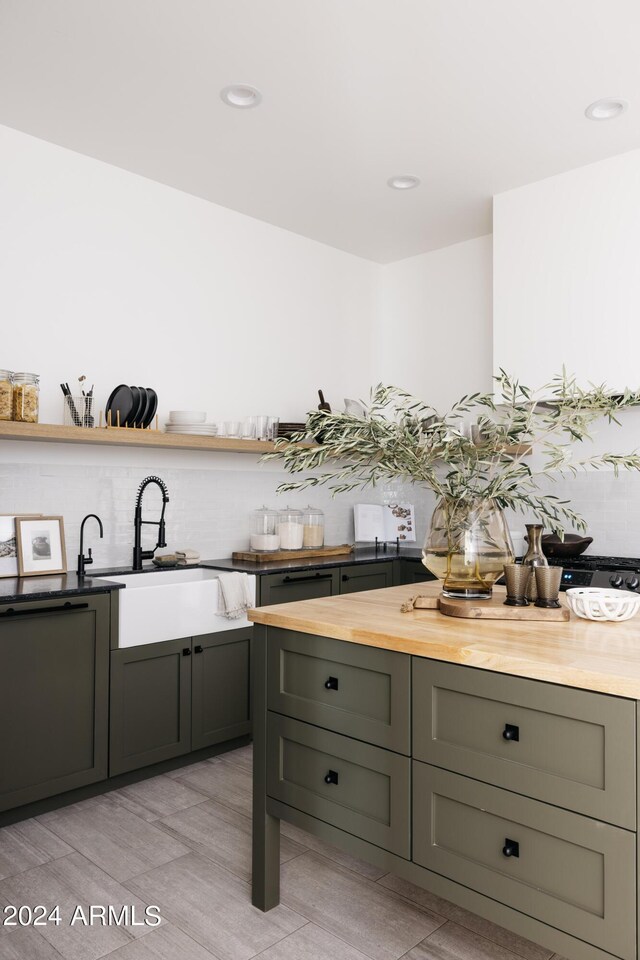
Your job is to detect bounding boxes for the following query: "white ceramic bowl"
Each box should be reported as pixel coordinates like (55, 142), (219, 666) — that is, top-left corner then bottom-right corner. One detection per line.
(565, 587), (640, 622)
(169, 410), (206, 424)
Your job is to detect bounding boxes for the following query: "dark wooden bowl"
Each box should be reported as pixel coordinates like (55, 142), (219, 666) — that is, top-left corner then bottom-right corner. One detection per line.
(541, 534), (593, 559)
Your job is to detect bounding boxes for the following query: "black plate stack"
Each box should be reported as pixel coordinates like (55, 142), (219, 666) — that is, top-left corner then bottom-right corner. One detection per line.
(105, 385), (158, 428)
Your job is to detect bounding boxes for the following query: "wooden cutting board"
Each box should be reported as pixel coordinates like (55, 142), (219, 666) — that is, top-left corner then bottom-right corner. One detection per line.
(232, 544), (354, 563)
(439, 593), (569, 621)
(403, 592), (569, 621)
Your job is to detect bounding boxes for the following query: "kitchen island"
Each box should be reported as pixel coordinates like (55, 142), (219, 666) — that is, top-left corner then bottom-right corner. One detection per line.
(249, 581), (640, 960)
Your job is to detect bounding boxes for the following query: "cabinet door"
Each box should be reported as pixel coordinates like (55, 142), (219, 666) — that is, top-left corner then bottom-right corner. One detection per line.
(110, 638), (191, 775)
(192, 628), (252, 749)
(0, 595), (110, 812)
(259, 568), (339, 605)
(339, 561), (394, 594)
(399, 558), (435, 585)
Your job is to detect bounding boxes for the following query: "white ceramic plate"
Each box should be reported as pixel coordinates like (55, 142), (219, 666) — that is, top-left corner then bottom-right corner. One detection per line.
(169, 410), (207, 424)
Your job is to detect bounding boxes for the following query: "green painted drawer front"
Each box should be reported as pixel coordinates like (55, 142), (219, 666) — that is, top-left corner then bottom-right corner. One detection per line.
(413, 659), (636, 829)
(267, 713), (410, 857)
(339, 562), (394, 594)
(413, 763), (636, 960)
(267, 628), (410, 753)
(259, 569), (339, 605)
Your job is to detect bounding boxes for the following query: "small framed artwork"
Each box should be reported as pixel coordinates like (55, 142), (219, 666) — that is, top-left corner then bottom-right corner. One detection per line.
(16, 516), (67, 577)
(0, 514), (42, 579)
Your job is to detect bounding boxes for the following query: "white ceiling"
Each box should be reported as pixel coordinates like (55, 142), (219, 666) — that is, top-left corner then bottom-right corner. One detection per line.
(1, 0), (640, 263)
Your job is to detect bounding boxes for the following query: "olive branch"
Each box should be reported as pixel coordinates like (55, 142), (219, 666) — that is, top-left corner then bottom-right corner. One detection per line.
(263, 370), (640, 535)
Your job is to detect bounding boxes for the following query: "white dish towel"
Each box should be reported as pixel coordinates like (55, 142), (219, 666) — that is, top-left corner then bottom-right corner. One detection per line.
(218, 572), (254, 619)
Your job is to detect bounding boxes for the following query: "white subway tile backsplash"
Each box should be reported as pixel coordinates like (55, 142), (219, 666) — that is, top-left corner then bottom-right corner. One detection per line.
(0, 459), (431, 569)
(1, 458), (638, 569)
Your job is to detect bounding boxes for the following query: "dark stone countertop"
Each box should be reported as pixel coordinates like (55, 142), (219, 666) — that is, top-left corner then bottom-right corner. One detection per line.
(0, 547), (425, 605)
(201, 545), (424, 575)
(0, 573), (125, 606)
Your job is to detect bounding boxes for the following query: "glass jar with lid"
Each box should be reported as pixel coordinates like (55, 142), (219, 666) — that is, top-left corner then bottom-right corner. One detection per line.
(250, 507), (280, 552)
(0, 370), (13, 421)
(13, 372), (39, 423)
(302, 506), (325, 548)
(277, 507), (304, 550)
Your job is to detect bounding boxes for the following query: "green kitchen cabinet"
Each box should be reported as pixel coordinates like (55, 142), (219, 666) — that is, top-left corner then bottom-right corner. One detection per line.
(0, 595), (110, 812)
(110, 637), (191, 775)
(110, 627), (252, 774)
(192, 627), (252, 749)
(338, 561), (394, 593)
(259, 568), (340, 605)
(398, 557), (434, 585)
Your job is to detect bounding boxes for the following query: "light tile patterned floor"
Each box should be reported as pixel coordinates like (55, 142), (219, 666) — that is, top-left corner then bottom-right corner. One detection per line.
(0, 744), (566, 960)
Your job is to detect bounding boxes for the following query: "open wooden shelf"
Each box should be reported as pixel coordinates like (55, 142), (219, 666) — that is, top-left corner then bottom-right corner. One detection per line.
(0, 420), (282, 454)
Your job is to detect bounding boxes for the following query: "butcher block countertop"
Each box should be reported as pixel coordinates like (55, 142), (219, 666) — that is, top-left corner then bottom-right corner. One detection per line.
(249, 581), (640, 699)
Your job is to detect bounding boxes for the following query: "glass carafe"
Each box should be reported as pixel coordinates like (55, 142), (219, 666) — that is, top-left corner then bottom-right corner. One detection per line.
(522, 523), (548, 601)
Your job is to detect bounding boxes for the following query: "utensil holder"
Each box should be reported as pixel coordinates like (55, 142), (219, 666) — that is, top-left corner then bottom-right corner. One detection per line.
(63, 395), (94, 428)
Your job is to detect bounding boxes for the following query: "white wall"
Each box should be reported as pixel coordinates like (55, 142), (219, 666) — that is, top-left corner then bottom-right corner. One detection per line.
(374, 236), (493, 410)
(494, 149), (640, 394)
(0, 125), (376, 425)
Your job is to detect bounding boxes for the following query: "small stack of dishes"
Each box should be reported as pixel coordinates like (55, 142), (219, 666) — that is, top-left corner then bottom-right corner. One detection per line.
(105, 385), (158, 428)
(165, 411), (218, 436)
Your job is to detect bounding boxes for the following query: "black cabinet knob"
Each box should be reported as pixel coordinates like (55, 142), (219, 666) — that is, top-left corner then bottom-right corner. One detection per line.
(341, 574), (350, 582)
(502, 838), (519, 858)
(324, 676), (339, 690)
(182, 648), (191, 656)
(502, 723), (519, 742)
(610, 574), (624, 588)
(324, 770), (339, 785)
(626, 576), (639, 591)
(194, 645), (203, 654)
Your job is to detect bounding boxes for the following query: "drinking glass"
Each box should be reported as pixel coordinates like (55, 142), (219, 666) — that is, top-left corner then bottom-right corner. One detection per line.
(256, 416), (269, 440)
(267, 416), (279, 441)
(243, 416), (257, 439)
(225, 420), (241, 438)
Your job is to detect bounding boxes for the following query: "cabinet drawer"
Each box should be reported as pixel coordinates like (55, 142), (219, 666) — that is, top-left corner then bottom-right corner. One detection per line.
(259, 569), (339, 605)
(339, 561), (394, 594)
(267, 713), (410, 857)
(267, 628), (410, 753)
(413, 659), (636, 828)
(413, 763), (635, 960)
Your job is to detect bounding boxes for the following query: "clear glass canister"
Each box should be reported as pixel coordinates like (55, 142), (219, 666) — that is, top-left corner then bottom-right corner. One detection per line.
(12, 372), (39, 423)
(277, 507), (304, 550)
(250, 507), (280, 552)
(302, 506), (325, 548)
(0, 370), (14, 421)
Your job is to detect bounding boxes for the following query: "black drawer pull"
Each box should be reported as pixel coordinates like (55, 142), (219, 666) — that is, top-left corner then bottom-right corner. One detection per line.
(324, 676), (339, 690)
(282, 573), (333, 584)
(324, 770), (339, 785)
(0, 601), (89, 618)
(182, 647), (191, 656)
(502, 723), (519, 742)
(341, 574), (350, 582)
(194, 644), (203, 654)
(502, 838), (519, 858)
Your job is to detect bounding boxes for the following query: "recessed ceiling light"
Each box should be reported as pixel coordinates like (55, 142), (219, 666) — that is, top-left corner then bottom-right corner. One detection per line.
(387, 175), (421, 190)
(220, 84), (262, 109)
(585, 98), (628, 121)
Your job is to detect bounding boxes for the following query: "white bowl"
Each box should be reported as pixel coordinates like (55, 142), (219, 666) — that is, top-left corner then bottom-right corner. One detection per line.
(565, 588), (640, 622)
(169, 410), (206, 424)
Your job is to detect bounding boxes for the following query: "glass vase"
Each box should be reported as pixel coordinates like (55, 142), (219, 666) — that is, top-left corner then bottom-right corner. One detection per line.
(422, 498), (515, 599)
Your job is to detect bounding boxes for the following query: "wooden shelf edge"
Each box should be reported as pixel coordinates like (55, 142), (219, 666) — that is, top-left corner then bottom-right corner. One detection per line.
(0, 421), (279, 454)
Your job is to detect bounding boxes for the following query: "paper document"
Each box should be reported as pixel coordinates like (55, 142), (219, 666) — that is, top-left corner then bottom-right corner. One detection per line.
(354, 502), (416, 543)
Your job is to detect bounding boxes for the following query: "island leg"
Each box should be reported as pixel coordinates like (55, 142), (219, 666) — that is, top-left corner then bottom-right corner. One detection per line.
(251, 625), (280, 910)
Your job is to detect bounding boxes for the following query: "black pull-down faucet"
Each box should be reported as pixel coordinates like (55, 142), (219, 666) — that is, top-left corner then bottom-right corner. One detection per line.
(132, 475), (170, 570)
(77, 513), (104, 578)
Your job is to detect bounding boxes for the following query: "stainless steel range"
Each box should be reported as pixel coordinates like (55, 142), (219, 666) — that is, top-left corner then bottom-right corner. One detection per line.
(547, 555), (640, 593)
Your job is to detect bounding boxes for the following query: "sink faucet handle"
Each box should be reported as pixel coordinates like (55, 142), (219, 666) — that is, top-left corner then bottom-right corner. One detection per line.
(86, 548), (93, 565)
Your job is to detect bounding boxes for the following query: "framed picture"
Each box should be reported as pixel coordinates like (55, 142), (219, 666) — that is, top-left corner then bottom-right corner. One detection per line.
(16, 516), (67, 577)
(0, 514), (42, 579)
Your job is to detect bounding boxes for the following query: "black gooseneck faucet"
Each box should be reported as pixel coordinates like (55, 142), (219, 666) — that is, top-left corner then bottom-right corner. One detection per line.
(77, 513), (104, 578)
(132, 475), (170, 570)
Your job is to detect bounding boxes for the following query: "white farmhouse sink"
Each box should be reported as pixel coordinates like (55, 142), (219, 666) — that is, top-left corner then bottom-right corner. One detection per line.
(101, 568), (256, 648)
